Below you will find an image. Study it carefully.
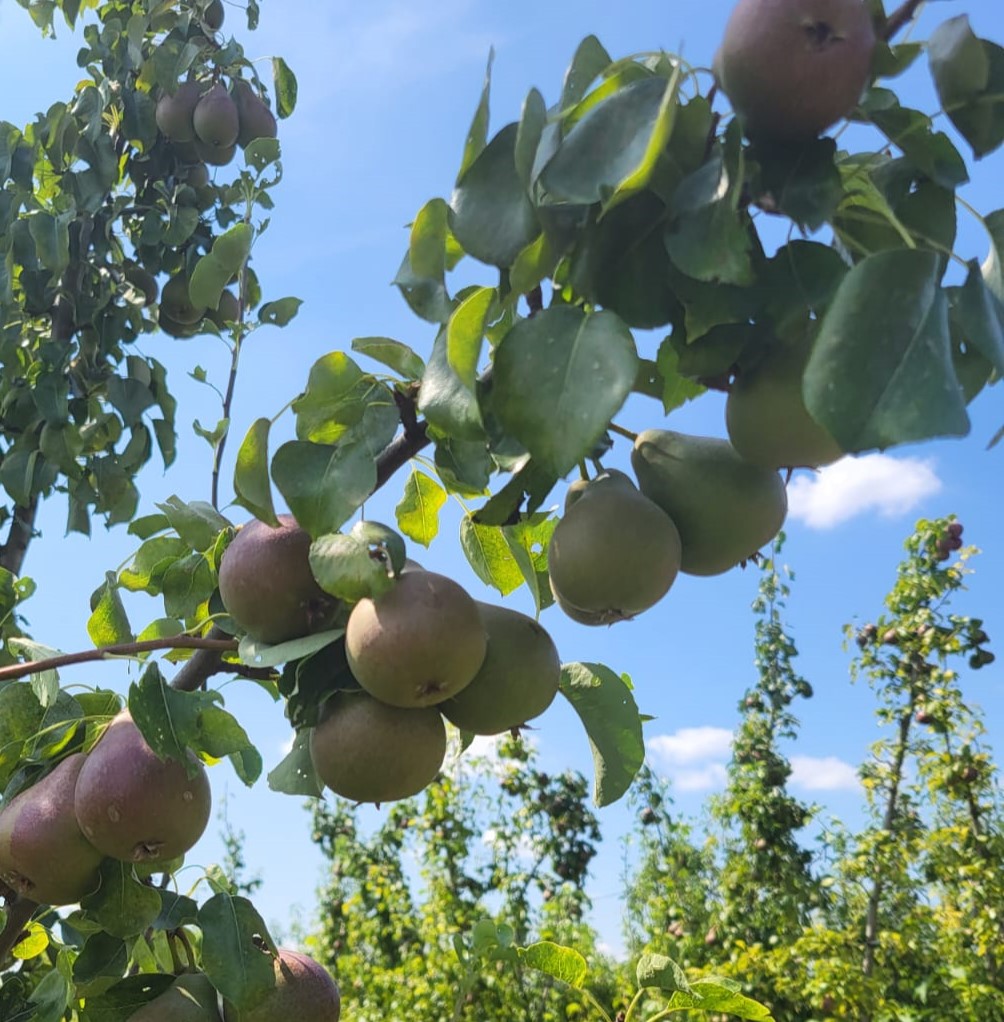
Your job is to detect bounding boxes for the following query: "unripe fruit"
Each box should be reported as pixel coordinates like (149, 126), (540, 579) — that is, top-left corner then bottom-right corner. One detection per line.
(160, 275), (205, 325)
(309, 691), (446, 804)
(202, 0), (225, 32)
(194, 84), (240, 149)
(155, 81), (204, 143)
(234, 80), (279, 149)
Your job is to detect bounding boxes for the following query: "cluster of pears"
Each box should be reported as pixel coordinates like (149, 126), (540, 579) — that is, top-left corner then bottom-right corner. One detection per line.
(127, 948), (341, 1022)
(549, 429), (791, 625)
(0, 712), (211, 907)
(159, 275), (240, 339)
(218, 516), (563, 805)
(714, 0), (876, 141)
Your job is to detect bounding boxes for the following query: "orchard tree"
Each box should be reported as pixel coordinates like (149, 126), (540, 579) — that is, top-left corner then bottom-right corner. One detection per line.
(0, 0), (1001, 1019)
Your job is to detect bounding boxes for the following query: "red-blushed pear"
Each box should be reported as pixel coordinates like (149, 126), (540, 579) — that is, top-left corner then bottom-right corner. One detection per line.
(631, 430), (787, 576)
(234, 80), (279, 149)
(726, 336), (844, 469)
(440, 602), (561, 735)
(0, 754), (104, 906)
(217, 515), (340, 646)
(73, 711), (211, 864)
(129, 973), (222, 1022)
(548, 471), (681, 625)
(202, 0), (225, 32)
(715, 0), (876, 140)
(309, 691), (447, 804)
(193, 84), (240, 149)
(155, 81), (204, 143)
(345, 571), (487, 708)
(222, 950), (340, 1022)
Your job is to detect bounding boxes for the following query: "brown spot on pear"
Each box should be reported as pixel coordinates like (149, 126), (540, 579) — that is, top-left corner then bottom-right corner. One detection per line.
(345, 571), (486, 707)
(73, 711), (211, 864)
(193, 84), (240, 149)
(309, 691), (446, 804)
(129, 973), (223, 1022)
(155, 81), (205, 143)
(726, 335), (844, 469)
(441, 603), (561, 735)
(631, 429), (787, 576)
(548, 471), (681, 622)
(234, 81), (279, 149)
(0, 754), (104, 906)
(218, 515), (340, 645)
(715, 0), (876, 140)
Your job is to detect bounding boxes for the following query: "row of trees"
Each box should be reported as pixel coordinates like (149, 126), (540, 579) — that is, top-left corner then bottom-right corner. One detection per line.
(298, 519), (1002, 1021)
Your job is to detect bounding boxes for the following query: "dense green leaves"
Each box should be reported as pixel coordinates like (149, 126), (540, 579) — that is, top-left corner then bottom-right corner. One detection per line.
(199, 893), (277, 1011)
(81, 861), (162, 939)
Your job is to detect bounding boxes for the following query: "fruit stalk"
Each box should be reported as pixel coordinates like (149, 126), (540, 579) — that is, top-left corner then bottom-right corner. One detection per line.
(0, 895), (37, 967)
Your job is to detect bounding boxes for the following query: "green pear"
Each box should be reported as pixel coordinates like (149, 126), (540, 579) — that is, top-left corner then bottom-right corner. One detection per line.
(208, 290), (240, 328)
(548, 471), (681, 624)
(631, 430), (787, 576)
(129, 973), (222, 1022)
(726, 337), (844, 469)
(160, 275), (205, 325)
(74, 712), (211, 864)
(440, 603), (561, 735)
(0, 754), (104, 906)
(345, 571), (487, 708)
(158, 311), (202, 339)
(715, 0), (876, 140)
(155, 81), (204, 143)
(309, 691), (446, 804)
(218, 515), (340, 645)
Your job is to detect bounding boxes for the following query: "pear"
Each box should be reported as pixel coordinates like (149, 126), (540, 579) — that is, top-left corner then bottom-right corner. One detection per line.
(209, 289), (240, 328)
(73, 712), (211, 864)
(548, 471), (681, 624)
(156, 81), (204, 143)
(193, 84), (240, 149)
(129, 973), (222, 1022)
(345, 571), (487, 708)
(309, 691), (446, 804)
(158, 311), (202, 339)
(726, 337), (844, 469)
(715, 0), (876, 140)
(180, 162), (211, 188)
(123, 262), (159, 306)
(234, 81), (279, 149)
(631, 430), (787, 576)
(222, 950), (340, 1022)
(202, 0), (225, 32)
(0, 754), (104, 906)
(160, 275), (205, 325)
(218, 515), (340, 645)
(441, 603), (561, 735)
(195, 139), (237, 167)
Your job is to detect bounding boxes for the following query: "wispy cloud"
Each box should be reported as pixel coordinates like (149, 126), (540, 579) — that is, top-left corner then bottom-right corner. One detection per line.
(790, 755), (860, 792)
(674, 764), (729, 792)
(787, 454), (942, 529)
(647, 727), (733, 766)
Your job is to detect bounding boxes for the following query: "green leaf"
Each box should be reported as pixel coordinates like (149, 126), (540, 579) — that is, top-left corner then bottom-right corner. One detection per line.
(272, 56), (298, 118)
(636, 952), (691, 993)
(155, 496), (231, 552)
(396, 469), (447, 547)
(983, 208), (1004, 301)
(805, 249), (970, 451)
(258, 297), (302, 326)
(87, 572), (134, 647)
(417, 329), (485, 441)
(28, 211), (71, 274)
(559, 35), (613, 110)
(490, 306), (638, 476)
(434, 437), (492, 497)
(78, 975), (174, 1022)
(451, 123), (539, 268)
(72, 931), (128, 983)
(271, 440), (376, 538)
(267, 728), (323, 796)
(518, 941), (588, 989)
(514, 87), (547, 188)
(188, 252), (231, 311)
(81, 860), (162, 938)
(510, 231), (558, 296)
(447, 286), (494, 390)
(665, 981), (774, 1021)
(234, 418), (279, 526)
(655, 342), (706, 413)
(351, 336), (426, 380)
(410, 198), (451, 281)
(503, 515), (557, 615)
(199, 893), (278, 1012)
(308, 534), (394, 603)
(460, 517), (524, 596)
(952, 262), (1004, 374)
(28, 958), (72, 1022)
(393, 248), (453, 324)
(128, 665), (260, 783)
(752, 136), (842, 232)
(458, 49), (493, 180)
(11, 922), (49, 962)
(559, 662), (645, 807)
(238, 629), (343, 670)
(153, 891), (199, 931)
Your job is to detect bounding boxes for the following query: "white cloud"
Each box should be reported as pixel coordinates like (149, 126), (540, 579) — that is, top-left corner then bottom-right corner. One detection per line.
(647, 727), (734, 767)
(787, 454), (942, 530)
(789, 756), (860, 792)
(674, 764), (729, 792)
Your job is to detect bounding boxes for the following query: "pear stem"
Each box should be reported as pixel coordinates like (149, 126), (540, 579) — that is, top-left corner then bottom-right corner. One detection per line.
(608, 422), (638, 442)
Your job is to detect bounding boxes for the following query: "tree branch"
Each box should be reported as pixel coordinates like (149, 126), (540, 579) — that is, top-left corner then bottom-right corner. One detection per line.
(0, 636), (239, 683)
(883, 0), (925, 42)
(0, 897), (37, 967)
(0, 500), (38, 576)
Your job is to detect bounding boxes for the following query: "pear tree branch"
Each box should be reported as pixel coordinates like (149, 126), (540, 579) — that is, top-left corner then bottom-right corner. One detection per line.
(883, 0), (925, 41)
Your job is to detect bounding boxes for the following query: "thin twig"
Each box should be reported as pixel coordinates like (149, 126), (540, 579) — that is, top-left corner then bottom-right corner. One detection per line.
(0, 636), (239, 683)
(0, 500), (38, 576)
(883, 0), (925, 41)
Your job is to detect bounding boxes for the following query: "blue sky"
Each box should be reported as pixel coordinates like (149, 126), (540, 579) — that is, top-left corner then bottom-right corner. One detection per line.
(0, 0), (1001, 953)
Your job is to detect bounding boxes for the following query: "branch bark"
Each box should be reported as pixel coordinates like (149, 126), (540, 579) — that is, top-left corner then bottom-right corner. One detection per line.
(882, 0), (925, 42)
(0, 500), (38, 576)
